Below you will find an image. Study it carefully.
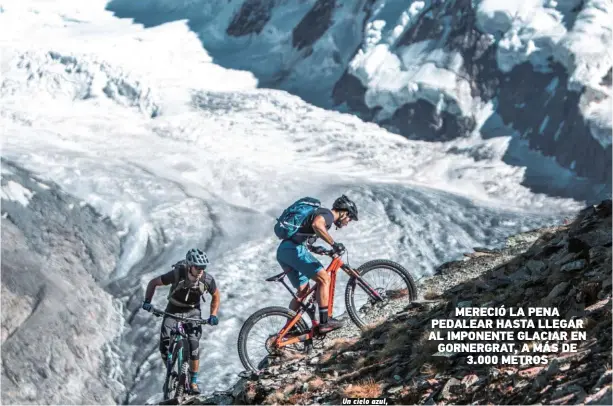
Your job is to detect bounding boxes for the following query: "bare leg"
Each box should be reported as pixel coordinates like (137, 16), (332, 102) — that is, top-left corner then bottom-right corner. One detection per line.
(313, 269), (330, 307)
(312, 269), (332, 324)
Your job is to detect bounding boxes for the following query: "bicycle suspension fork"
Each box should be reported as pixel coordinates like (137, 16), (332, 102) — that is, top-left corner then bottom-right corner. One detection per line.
(343, 265), (384, 302)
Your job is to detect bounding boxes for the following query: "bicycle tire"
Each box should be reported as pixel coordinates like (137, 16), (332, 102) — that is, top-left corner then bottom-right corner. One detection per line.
(237, 306), (310, 373)
(175, 338), (190, 399)
(344, 259), (417, 330)
(163, 340), (183, 400)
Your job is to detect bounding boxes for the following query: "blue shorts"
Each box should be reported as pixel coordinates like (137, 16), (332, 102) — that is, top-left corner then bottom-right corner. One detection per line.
(276, 240), (324, 289)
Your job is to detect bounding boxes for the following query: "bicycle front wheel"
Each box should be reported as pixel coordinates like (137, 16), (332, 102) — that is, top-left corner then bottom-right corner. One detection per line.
(163, 341), (184, 400)
(175, 339), (190, 399)
(237, 306), (310, 373)
(345, 259), (417, 330)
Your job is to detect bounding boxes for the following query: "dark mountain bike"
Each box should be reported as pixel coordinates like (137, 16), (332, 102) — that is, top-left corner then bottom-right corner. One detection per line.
(150, 308), (209, 401)
(237, 247), (417, 373)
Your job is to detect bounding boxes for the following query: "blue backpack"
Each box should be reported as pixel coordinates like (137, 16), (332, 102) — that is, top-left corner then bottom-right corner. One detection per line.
(274, 197), (321, 240)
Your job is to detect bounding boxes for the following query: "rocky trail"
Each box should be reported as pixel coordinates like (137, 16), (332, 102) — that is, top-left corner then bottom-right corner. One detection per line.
(173, 200), (611, 405)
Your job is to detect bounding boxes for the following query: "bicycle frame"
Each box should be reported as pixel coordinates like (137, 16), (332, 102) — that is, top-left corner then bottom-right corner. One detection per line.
(274, 254), (384, 348)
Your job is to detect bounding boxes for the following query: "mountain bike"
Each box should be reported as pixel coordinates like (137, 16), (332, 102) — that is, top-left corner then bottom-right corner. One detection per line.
(150, 308), (209, 401)
(237, 247), (417, 373)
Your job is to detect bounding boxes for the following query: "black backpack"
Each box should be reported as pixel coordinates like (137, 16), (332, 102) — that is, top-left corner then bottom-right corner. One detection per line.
(166, 260), (208, 303)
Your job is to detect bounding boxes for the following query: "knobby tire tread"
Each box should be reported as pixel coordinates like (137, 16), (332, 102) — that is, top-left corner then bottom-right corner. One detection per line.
(237, 306), (309, 373)
(163, 340), (183, 400)
(176, 338), (190, 399)
(344, 259), (417, 330)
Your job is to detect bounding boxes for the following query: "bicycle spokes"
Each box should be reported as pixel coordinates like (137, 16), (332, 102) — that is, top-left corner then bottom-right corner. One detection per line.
(238, 307), (311, 373)
(248, 315), (293, 359)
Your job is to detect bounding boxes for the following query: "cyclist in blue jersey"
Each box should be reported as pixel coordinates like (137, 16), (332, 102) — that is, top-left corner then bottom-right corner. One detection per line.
(276, 195), (358, 333)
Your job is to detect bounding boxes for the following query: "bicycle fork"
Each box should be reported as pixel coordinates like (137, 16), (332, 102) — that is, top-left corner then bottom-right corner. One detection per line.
(344, 266), (385, 302)
(167, 337), (191, 396)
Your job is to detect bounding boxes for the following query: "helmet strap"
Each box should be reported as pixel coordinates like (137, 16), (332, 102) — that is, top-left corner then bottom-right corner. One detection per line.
(334, 212), (346, 228)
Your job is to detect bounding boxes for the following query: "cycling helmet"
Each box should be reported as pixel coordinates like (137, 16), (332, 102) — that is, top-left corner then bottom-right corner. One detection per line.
(332, 195), (358, 220)
(186, 248), (210, 269)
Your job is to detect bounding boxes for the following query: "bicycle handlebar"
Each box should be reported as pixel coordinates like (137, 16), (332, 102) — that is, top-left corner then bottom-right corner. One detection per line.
(310, 246), (343, 258)
(150, 307), (210, 325)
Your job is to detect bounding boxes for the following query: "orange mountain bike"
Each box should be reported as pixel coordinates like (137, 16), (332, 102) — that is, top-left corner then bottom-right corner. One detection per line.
(237, 247), (417, 373)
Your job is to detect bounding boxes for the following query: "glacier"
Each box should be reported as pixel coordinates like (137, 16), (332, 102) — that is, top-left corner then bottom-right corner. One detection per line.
(105, 0), (613, 189)
(0, 0), (605, 405)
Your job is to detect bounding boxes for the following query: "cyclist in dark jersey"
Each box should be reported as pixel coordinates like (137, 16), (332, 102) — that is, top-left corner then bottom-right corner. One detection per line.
(141, 248), (220, 394)
(276, 195), (358, 333)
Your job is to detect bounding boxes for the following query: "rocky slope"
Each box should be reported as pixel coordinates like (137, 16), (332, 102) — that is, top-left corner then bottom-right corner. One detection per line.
(191, 199), (611, 405)
(106, 0), (613, 189)
(0, 160), (124, 404)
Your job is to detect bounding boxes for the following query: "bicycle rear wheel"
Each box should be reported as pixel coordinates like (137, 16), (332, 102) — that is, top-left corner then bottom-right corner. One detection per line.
(237, 306), (310, 373)
(345, 259), (417, 330)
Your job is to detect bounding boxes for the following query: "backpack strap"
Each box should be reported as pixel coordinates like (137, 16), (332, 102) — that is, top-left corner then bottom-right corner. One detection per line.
(173, 265), (180, 286)
(197, 276), (209, 298)
(166, 261), (185, 300)
(166, 262), (210, 306)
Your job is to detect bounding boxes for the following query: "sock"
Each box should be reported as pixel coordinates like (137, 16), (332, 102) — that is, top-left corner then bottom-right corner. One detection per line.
(191, 371), (199, 384)
(319, 306), (329, 324)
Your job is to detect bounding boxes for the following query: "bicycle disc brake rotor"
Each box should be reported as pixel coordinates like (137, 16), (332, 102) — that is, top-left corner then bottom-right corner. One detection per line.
(374, 287), (387, 301)
(360, 287), (389, 314)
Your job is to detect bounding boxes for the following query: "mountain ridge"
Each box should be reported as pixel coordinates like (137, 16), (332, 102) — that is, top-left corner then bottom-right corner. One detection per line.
(106, 0), (612, 192)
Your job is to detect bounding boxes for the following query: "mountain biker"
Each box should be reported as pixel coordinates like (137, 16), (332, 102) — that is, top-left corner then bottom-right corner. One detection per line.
(276, 195), (358, 334)
(141, 248), (220, 395)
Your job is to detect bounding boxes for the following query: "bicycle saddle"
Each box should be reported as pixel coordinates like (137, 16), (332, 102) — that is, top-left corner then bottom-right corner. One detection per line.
(265, 270), (289, 282)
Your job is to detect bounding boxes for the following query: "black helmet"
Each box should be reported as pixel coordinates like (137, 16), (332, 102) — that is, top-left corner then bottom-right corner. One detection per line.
(186, 248), (210, 269)
(332, 195), (358, 220)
